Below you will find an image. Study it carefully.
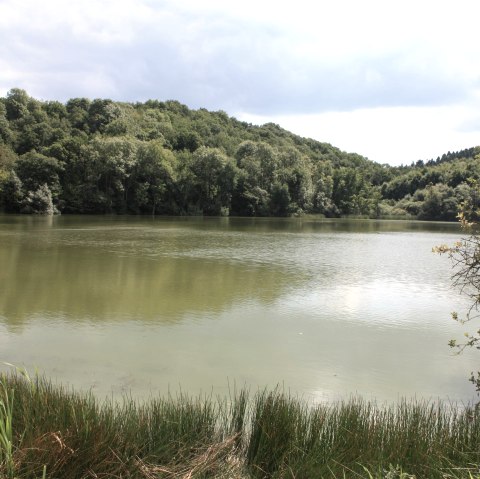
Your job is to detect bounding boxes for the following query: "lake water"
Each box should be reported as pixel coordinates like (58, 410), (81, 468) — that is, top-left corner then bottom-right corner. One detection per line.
(0, 215), (477, 403)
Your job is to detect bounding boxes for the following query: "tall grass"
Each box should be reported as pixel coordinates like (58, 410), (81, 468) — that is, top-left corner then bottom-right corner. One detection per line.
(0, 377), (15, 478)
(1, 372), (480, 478)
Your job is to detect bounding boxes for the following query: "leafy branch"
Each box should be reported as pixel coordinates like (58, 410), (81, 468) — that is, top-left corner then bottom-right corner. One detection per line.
(434, 182), (480, 392)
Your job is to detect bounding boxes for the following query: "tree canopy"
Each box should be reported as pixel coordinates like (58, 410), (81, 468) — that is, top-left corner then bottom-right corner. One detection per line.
(0, 89), (479, 217)
(434, 184), (480, 392)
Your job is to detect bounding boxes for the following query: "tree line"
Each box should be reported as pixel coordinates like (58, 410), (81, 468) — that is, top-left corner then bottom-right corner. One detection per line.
(0, 88), (479, 219)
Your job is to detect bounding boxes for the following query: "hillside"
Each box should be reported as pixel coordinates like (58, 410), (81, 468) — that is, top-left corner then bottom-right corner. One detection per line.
(0, 88), (479, 219)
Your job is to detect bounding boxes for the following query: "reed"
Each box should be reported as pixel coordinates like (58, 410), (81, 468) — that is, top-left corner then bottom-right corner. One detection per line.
(0, 375), (15, 478)
(1, 372), (480, 478)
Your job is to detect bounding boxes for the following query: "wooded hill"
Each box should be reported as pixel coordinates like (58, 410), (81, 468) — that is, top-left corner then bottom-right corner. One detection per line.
(0, 88), (479, 219)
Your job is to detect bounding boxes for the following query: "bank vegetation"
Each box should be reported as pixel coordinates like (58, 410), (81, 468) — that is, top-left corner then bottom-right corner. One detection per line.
(1, 89), (479, 220)
(1, 372), (479, 478)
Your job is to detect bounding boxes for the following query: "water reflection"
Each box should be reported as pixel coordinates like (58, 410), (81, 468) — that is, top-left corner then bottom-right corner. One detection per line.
(0, 215), (474, 402)
(0, 237), (294, 327)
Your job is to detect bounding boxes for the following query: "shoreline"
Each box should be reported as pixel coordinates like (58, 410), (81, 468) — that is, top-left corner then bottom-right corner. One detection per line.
(2, 372), (479, 478)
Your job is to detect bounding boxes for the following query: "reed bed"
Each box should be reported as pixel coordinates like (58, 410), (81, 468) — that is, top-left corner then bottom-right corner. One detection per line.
(1, 372), (480, 478)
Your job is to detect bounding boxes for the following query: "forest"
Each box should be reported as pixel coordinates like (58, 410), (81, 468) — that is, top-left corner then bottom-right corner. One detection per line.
(0, 88), (479, 219)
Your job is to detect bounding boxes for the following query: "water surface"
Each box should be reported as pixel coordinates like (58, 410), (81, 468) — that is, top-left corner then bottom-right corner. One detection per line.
(0, 215), (476, 402)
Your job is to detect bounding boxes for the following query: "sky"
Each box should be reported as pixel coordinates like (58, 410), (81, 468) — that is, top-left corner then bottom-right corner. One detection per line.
(0, 0), (479, 166)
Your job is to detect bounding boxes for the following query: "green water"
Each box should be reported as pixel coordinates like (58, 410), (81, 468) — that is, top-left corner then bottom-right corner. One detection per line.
(0, 215), (476, 402)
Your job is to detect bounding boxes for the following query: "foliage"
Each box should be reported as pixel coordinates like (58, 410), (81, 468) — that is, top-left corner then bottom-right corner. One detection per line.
(0, 377), (14, 479)
(0, 89), (479, 218)
(1, 372), (480, 478)
(434, 182), (480, 392)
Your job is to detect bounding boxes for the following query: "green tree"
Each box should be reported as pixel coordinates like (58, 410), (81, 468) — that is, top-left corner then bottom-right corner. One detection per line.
(232, 141), (278, 216)
(66, 98), (91, 132)
(314, 175), (339, 217)
(435, 180), (480, 392)
(187, 147), (238, 215)
(21, 183), (57, 214)
(4, 88), (29, 121)
(277, 148), (313, 214)
(90, 136), (139, 212)
(87, 99), (121, 134)
(0, 144), (16, 178)
(332, 167), (375, 215)
(1, 171), (23, 212)
(132, 141), (177, 214)
(173, 129), (203, 152)
(270, 182), (291, 216)
(42, 137), (99, 212)
(418, 184), (458, 221)
(137, 108), (173, 143)
(14, 152), (63, 200)
(11, 152), (63, 214)
(0, 102), (14, 145)
(3, 89), (477, 219)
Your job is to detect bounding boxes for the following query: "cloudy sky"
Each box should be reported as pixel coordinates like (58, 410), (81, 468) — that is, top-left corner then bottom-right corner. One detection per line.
(0, 0), (479, 165)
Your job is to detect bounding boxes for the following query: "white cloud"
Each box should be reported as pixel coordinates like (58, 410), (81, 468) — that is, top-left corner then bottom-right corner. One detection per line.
(239, 104), (480, 166)
(0, 0), (479, 164)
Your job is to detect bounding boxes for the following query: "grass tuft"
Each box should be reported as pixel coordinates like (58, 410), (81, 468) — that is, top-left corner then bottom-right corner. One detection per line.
(1, 372), (479, 478)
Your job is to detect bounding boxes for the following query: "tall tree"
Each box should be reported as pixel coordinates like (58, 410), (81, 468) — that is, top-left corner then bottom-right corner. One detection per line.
(187, 147), (238, 215)
(132, 141), (177, 214)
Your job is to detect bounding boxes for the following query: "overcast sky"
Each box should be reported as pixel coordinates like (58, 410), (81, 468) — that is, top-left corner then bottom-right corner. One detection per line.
(0, 0), (479, 166)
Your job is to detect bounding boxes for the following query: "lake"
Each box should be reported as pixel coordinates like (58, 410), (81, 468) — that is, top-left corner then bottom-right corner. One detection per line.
(0, 215), (477, 403)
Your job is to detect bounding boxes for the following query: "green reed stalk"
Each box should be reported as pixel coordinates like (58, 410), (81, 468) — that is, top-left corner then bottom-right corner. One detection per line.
(2, 371), (480, 478)
(0, 376), (15, 479)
